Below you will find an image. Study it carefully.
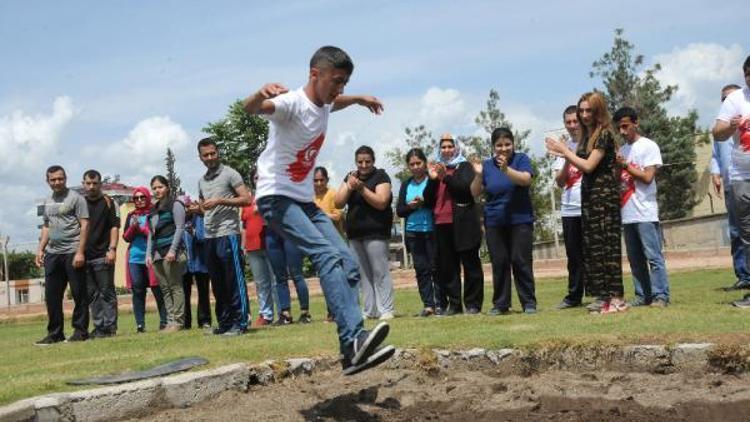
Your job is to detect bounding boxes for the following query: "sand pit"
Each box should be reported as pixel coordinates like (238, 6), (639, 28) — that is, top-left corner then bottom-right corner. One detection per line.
(133, 363), (750, 421)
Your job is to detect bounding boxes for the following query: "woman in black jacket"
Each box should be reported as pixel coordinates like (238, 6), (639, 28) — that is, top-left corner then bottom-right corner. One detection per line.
(423, 134), (484, 315)
(396, 148), (442, 317)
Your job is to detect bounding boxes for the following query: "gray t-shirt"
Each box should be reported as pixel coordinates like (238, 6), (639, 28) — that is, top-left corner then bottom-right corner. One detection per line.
(43, 189), (89, 254)
(198, 164), (244, 238)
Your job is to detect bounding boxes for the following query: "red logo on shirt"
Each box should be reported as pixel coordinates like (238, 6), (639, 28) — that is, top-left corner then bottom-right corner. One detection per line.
(620, 164), (637, 207)
(565, 165), (582, 190)
(286, 133), (325, 182)
(739, 120), (750, 152)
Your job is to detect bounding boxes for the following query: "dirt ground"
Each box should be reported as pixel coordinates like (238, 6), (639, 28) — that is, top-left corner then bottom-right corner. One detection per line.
(132, 365), (750, 421)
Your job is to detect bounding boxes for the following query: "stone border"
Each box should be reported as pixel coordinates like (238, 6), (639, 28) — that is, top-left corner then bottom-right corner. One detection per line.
(0, 343), (735, 422)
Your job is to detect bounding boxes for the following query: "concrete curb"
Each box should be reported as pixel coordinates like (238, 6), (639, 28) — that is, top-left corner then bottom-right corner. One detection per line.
(0, 342), (738, 422)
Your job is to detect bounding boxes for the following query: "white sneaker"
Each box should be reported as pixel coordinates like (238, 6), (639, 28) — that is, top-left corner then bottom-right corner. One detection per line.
(378, 312), (395, 321)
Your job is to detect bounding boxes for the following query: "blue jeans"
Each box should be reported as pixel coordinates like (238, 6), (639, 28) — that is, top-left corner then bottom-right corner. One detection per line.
(128, 263), (167, 328)
(246, 250), (278, 321)
(725, 189), (750, 283)
(265, 229), (310, 312)
(257, 195), (363, 352)
(623, 222), (670, 302)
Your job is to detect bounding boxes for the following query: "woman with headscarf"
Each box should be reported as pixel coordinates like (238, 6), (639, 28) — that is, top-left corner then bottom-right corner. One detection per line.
(146, 175), (187, 331)
(335, 145), (396, 320)
(122, 186), (167, 332)
(423, 133), (484, 315)
(546, 92), (626, 314)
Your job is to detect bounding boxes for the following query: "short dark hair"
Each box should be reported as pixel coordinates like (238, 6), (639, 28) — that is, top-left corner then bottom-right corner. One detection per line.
(310, 46), (354, 75)
(405, 148), (427, 164)
(197, 137), (218, 152)
(743, 55), (750, 72)
(563, 105), (578, 118)
(83, 169), (101, 182)
(354, 145), (375, 161)
(491, 127), (514, 145)
(313, 166), (329, 180)
(46, 165), (66, 178)
(723, 83), (742, 92)
(613, 106), (638, 123)
(150, 175), (170, 189)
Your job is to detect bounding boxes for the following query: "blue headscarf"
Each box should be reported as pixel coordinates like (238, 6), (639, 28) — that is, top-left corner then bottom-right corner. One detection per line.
(434, 138), (467, 168)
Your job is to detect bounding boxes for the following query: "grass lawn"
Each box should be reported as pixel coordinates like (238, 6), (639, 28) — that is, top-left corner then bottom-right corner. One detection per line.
(1, 267), (748, 405)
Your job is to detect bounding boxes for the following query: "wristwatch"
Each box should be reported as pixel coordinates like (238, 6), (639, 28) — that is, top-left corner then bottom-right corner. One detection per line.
(108, 246), (117, 252)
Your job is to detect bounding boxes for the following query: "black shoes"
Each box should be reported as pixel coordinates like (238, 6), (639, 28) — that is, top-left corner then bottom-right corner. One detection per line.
(273, 313), (293, 326)
(298, 312), (312, 324)
(66, 331), (89, 343)
(341, 322), (395, 376)
(465, 307), (481, 315)
(34, 335), (64, 346)
(488, 307), (510, 316)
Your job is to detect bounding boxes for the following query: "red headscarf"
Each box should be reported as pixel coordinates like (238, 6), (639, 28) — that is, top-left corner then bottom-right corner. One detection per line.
(131, 186), (152, 215)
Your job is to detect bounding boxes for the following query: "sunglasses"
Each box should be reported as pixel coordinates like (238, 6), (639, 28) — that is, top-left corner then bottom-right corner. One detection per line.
(133, 196), (147, 201)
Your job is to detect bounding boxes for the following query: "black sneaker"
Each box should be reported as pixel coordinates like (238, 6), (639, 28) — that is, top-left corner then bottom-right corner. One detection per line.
(465, 307), (481, 315)
(222, 327), (246, 337)
(34, 335), (64, 347)
(273, 313), (293, 326)
(444, 307), (463, 316)
(66, 331), (88, 343)
(211, 326), (229, 335)
(341, 322), (395, 376)
(723, 280), (750, 291)
(732, 294), (750, 308)
(298, 312), (312, 324)
(556, 301), (581, 310)
(488, 307), (510, 316)
(136, 325), (145, 333)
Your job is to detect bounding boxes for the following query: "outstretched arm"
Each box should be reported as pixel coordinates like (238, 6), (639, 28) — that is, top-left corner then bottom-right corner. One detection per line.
(243, 83), (289, 115)
(332, 95), (383, 114)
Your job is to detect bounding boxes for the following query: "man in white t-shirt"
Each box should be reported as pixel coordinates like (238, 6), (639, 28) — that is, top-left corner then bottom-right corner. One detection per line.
(553, 105), (586, 309)
(243, 46), (395, 375)
(711, 84), (750, 291)
(614, 106), (671, 307)
(713, 55), (750, 308)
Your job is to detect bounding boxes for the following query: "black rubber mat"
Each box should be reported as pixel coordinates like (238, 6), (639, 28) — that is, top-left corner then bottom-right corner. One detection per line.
(67, 357), (209, 385)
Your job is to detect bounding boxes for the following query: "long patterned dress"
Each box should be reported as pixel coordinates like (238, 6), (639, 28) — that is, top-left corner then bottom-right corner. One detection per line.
(578, 130), (623, 299)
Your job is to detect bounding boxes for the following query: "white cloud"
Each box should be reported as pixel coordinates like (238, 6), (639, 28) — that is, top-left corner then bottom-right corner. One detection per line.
(0, 97), (78, 248)
(0, 96), (76, 180)
(652, 43), (745, 123)
(84, 116), (191, 187)
(419, 87), (468, 130)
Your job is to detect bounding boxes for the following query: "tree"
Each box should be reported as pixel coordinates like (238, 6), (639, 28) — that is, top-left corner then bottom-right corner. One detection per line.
(203, 100), (269, 183)
(164, 147), (183, 195)
(590, 29), (705, 220)
(385, 125), (436, 182)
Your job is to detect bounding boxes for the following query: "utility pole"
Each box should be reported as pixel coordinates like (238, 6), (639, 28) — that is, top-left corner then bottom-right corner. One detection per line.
(2, 236), (9, 308)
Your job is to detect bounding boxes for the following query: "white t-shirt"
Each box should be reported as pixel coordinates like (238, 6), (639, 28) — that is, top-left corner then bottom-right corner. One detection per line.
(619, 136), (662, 224)
(255, 88), (331, 202)
(716, 87), (750, 182)
(553, 139), (582, 217)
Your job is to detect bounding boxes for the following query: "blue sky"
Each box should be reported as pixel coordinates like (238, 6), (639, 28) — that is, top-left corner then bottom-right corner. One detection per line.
(0, 0), (746, 248)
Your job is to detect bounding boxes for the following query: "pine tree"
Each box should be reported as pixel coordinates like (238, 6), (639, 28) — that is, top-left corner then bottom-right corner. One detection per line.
(164, 147), (183, 195)
(203, 100), (269, 183)
(590, 29), (706, 220)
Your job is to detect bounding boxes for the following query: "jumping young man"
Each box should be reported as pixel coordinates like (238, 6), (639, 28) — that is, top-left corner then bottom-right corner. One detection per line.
(242, 46), (395, 375)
